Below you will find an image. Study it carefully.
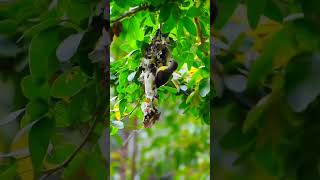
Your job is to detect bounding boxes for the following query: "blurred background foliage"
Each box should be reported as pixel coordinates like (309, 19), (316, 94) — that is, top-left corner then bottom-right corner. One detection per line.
(213, 0), (320, 179)
(0, 0), (109, 179)
(110, 0), (210, 179)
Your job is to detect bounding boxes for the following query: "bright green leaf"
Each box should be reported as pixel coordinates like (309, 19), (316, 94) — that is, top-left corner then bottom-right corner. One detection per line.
(182, 17), (197, 36)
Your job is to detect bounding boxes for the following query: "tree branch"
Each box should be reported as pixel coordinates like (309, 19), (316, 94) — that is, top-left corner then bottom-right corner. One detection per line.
(194, 17), (205, 45)
(41, 115), (100, 178)
(111, 4), (149, 24)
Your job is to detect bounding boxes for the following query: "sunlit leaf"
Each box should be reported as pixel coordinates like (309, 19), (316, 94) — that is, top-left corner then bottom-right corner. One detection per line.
(182, 17), (197, 36)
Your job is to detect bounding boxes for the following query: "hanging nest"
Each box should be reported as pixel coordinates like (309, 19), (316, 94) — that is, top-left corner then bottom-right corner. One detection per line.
(139, 30), (173, 128)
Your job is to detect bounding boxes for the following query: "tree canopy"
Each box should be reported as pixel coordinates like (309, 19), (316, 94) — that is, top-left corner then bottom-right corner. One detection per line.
(213, 0), (320, 179)
(110, 0), (210, 179)
(1, 0), (108, 179)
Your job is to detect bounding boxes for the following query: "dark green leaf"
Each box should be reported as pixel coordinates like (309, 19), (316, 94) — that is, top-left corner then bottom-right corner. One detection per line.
(243, 95), (270, 133)
(0, 19), (18, 36)
(21, 75), (50, 101)
(29, 117), (55, 171)
(29, 30), (60, 80)
(246, 0), (267, 29)
(264, 0), (283, 23)
(220, 125), (254, 150)
(255, 144), (282, 176)
(51, 67), (88, 98)
(215, 0), (239, 29)
(26, 100), (48, 120)
(247, 28), (292, 89)
(162, 15), (176, 33)
(0, 163), (17, 180)
(159, 4), (172, 22)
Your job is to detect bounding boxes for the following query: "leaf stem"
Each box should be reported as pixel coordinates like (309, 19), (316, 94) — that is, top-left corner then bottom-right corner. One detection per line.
(41, 114), (100, 178)
(111, 4), (149, 24)
(194, 17), (205, 45)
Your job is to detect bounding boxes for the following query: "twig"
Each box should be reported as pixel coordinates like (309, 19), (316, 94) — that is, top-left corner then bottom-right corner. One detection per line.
(120, 95), (143, 121)
(131, 119), (138, 180)
(194, 17), (205, 45)
(41, 116), (100, 178)
(122, 128), (143, 147)
(111, 4), (149, 24)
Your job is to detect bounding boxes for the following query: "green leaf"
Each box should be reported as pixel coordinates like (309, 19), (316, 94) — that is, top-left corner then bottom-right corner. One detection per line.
(21, 75), (50, 101)
(26, 100), (48, 120)
(177, 22), (185, 40)
(255, 144), (282, 176)
(301, 0), (320, 21)
(243, 95), (270, 133)
(0, 163), (17, 180)
(162, 15), (176, 33)
(159, 4), (172, 22)
(186, 7), (202, 17)
(29, 117), (55, 172)
(63, 151), (87, 179)
(51, 67), (88, 98)
(54, 101), (71, 127)
(264, 0), (283, 23)
(123, 16), (144, 47)
(186, 91), (196, 104)
(119, 99), (127, 116)
(29, 29), (60, 80)
(23, 19), (59, 39)
(126, 83), (139, 94)
(215, 0), (239, 29)
(85, 150), (108, 180)
(110, 125), (119, 135)
(182, 17), (197, 36)
(160, 86), (178, 94)
(247, 28), (292, 89)
(46, 145), (75, 164)
(285, 52), (320, 112)
(246, 0), (267, 29)
(54, 89), (93, 127)
(58, 0), (95, 25)
(220, 125), (254, 150)
(199, 79), (210, 97)
(119, 70), (129, 86)
(0, 19), (18, 36)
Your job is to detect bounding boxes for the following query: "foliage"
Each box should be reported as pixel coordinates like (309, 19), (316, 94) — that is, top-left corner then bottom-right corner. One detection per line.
(110, 0), (210, 179)
(213, 0), (320, 179)
(0, 0), (108, 179)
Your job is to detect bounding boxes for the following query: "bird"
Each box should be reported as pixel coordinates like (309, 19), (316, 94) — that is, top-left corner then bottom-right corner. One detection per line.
(155, 60), (178, 88)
